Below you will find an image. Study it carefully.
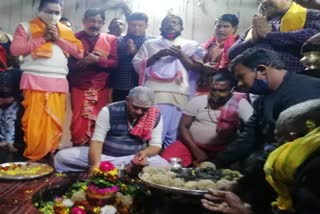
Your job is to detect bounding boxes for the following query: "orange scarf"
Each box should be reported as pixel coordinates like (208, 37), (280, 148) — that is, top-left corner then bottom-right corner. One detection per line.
(30, 17), (83, 58)
(130, 106), (160, 141)
(92, 33), (111, 57)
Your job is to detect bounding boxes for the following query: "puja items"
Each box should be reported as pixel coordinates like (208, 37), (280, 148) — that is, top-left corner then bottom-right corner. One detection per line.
(139, 162), (242, 195)
(35, 161), (149, 214)
(87, 161), (119, 200)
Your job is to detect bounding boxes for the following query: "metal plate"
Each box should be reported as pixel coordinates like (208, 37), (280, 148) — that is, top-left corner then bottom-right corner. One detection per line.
(0, 162), (54, 180)
(138, 173), (208, 196)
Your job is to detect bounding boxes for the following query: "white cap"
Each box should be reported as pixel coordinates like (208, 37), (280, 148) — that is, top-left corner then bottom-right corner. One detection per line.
(128, 86), (155, 108)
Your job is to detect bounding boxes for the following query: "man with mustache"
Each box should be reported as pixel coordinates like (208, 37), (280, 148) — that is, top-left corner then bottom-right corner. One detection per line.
(229, 0), (320, 73)
(68, 8), (118, 146)
(161, 72), (253, 166)
(133, 15), (206, 148)
(10, 0), (84, 160)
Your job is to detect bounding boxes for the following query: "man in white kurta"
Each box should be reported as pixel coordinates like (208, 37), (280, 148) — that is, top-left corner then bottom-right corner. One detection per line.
(133, 15), (206, 148)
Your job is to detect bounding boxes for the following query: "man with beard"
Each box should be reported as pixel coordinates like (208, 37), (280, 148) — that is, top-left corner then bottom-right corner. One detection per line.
(133, 15), (206, 148)
(229, 0), (320, 73)
(54, 86), (169, 172)
(112, 12), (153, 102)
(68, 8), (118, 146)
(161, 72), (253, 167)
(212, 48), (320, 168)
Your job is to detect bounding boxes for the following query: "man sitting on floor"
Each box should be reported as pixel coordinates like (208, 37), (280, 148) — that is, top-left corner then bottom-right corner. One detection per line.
(161, 72), (253, 167)
(54, 86), (168, 172)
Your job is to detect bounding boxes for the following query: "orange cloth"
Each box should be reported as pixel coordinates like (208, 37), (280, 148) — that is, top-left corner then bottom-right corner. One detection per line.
(29, 17), (83, 58)
(92, 33), (111, 57)
(22, 90), (66, 160)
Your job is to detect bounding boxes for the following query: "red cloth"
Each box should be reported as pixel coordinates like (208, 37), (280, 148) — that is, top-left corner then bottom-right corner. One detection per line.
(0, 46), (7, 72)
(161, 140), (193, 167)
(68, 31), (118, 90)
(203, 34), (236, 70)
(71, 87), (111, 145)
(130, 106), (160, 141)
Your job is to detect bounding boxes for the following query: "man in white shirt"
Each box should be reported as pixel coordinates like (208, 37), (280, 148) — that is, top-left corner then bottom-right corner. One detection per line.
(162, 72), (253, 166)
(54, 86), (168, 172)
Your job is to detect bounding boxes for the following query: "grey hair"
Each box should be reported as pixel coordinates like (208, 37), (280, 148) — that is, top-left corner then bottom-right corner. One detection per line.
(128, 86), (155, 108)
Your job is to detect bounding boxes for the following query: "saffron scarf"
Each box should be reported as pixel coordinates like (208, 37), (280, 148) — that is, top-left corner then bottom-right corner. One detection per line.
(30, 17), (83, 58)
(264, 127), (320, 211)
(245, 2), (307, 40)
(130, 106), (160, 141)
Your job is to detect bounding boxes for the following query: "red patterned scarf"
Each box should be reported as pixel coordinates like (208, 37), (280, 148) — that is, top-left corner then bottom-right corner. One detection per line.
(130, 106), (160, 141)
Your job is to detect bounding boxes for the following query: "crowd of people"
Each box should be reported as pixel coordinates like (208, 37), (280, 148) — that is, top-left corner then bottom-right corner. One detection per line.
(1, 0), (320, 213)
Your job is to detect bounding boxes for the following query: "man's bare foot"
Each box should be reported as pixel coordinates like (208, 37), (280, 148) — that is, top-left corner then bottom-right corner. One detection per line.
(0, 141), (7, 147)
(8, 144), (18, 152)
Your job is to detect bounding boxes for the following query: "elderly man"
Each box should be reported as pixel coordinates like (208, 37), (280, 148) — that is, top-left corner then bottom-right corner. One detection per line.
(162, 72), (253, 167)
(68, 8), (118, 146)
(213, 48), (320, 168)
(229, 0), (320, 73)
(10, 0), (83, 160)
(54, 86), (168, 172)
(203, 14), (239, 71)
(112, 12), (153, 102)
(133, 15), (206, 148)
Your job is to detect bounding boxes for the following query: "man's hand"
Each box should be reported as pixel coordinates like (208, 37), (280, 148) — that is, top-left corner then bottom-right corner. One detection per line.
(252, 14), (272, 39)
(132, 152), (149, 166)
(127, 39), (137, 55)
(191, 146), (208, 166)
(43, 28), (53, 42)
(77, 52), (99, 68)
(201, 189), (252, 214)
(46, 24), (60, 42)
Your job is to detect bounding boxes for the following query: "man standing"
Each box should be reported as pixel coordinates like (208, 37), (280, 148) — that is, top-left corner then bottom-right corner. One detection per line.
(203, 14), (239, 71)
(213, 48), (320, 168)
(162, 72), (253, 166)
(54, 86), (168, 172)
(68, 8), (118, 146)
(112, 12), (152, 102)
(133, 15), (206, 148)
(229, 0), (320, 73)
(107, 18), (126, 37)
(10, 0), (83, 160)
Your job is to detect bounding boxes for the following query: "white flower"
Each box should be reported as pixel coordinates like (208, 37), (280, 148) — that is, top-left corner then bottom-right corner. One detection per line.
(100, 205), (117, 214)
(62, 199), (74, 207)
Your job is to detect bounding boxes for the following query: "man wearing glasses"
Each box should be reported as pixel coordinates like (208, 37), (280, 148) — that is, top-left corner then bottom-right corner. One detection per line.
(133, 15), (206, 149)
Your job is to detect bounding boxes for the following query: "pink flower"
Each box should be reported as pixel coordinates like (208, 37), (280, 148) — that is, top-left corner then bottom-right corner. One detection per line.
(88, 184), (118, 195)
(71, 206), (87, 214)
(99, 161), (115, 172)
